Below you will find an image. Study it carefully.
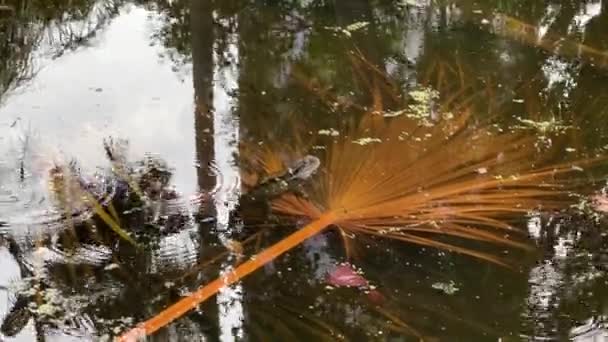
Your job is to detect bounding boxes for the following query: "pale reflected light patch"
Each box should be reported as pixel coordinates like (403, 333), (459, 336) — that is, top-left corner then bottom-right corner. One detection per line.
(571, 316), (608, 341)
(541, 56), (577, 98)
(217, 266), (244, 340)
(391, 0), (431, 89)
(444, 4), (462, 29)
(523, 216), (578, 339)
(537, 4), (560, 41)
(0, 7), (198, 198)
(303, 234), (336, 282)
(403, 8), (426, 66)
(527, 213), (542, 240)
(405, 0), (431, 8)
(568, 0), (602, 34)
(211, 14), (244, 342)
(211, 18), (242, 240)
(524, 260), (563, 338)
(274, 21), (310, 88)
(156, 227), (200, 268)
(553, 234), (575, 259)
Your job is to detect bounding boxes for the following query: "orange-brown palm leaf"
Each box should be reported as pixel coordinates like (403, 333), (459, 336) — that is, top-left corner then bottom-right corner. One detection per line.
(271, 109), (588, 265)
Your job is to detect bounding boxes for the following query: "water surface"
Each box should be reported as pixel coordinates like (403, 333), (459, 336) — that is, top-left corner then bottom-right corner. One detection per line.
(0, 0), (608, 341)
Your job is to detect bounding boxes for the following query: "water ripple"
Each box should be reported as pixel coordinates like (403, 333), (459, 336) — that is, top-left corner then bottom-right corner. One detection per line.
(189, 160), (224, 208)
(154, 226), (200, 271)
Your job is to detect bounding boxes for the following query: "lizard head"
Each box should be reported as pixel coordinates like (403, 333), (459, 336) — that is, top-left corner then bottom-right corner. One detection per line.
(288, 155), (320, 181)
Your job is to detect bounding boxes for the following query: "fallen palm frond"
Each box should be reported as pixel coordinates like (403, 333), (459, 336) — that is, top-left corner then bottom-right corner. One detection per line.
(118, 107), (600, 340)
(272, 112), (588, 265)
(118, 50), (604, 339)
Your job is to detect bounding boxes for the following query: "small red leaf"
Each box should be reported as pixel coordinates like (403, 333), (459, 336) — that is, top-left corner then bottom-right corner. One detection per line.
(326, 263), (369, 288)
(592, 194), (608, 213)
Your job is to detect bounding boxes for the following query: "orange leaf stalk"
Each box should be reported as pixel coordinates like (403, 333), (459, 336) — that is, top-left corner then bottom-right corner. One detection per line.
(116, 211), (338, 341)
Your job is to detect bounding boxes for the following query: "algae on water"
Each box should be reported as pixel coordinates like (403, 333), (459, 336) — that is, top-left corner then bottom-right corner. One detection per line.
(380, 86), (443, 127)
(514, 117), (572, 135)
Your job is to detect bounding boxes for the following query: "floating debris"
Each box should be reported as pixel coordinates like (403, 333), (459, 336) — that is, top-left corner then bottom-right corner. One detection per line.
(397, 0), (427, 8)
(352, 137), (382, 145)
(345, 21), (370, 32)
(326, 263), (369, 288)
(318, 128), (340, 137)
(323, 21), (369, 37)
(382, 109), (407, 118)
(431, 280), (459, 295)
(325, 263), (386, 305)
(513, 117), (572, 135)
(104, 263), (119, 271)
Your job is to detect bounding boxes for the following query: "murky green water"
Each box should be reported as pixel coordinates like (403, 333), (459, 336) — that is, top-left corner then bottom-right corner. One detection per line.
(1, 0), (608, 341)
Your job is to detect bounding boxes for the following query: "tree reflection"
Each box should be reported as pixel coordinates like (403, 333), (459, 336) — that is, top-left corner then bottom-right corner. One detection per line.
(139, 0), (191, 73)
(0, 0), (125, 100)
(522, 207), (608, 340)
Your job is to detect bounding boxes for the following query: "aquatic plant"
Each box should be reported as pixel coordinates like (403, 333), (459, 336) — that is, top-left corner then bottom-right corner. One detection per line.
(47, 160), (139, 249)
